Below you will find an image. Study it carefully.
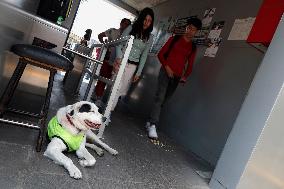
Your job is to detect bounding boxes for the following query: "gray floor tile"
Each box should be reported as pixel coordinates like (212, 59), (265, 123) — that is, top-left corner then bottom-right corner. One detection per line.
(0, 74), (210, 189)
(0, 167), (23, 189)
(88, 178), (167, 189)
(26, 148), (68, 175)
(21, 172), (90, 189)
(0, 141), (31, 169)
(0, 124), (37, 146)
(84, 154), (133, 182)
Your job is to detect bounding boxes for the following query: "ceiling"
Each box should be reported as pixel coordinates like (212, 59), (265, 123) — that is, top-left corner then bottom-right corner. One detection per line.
(121, 0), (168, 11)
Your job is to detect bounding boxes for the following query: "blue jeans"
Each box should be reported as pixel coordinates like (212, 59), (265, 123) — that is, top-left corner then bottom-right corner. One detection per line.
(149, 67), (180, 125)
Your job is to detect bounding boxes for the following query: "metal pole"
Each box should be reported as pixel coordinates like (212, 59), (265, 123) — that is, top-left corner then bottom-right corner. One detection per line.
(98, 36), (134, 137)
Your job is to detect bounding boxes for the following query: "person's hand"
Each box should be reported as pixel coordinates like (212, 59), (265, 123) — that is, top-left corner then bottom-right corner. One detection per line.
(132, 75), (140, 83)
(180, 77), (187, 85)
(165, 65), (174, 78)
(113, 59), (121, 73)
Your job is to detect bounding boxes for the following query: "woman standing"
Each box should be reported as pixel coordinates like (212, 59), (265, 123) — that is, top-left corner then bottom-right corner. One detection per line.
(112, 7), (155, 110)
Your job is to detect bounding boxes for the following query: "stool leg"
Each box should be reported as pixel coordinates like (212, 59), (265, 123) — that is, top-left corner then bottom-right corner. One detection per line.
(0, 61), (27, 116)
(36, 69), (56, 152)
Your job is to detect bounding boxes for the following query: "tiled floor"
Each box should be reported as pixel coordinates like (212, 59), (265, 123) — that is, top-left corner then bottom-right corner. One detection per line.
(0, 74), (211, 189)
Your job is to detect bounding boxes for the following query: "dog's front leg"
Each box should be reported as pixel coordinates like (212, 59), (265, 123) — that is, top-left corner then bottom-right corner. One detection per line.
(86, 130), (118, 155)
(44, 138), (82, 179)
(76, 139), (96, 167)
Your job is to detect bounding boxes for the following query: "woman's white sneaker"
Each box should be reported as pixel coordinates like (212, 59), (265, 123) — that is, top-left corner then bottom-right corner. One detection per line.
(148, 125), (158, 139)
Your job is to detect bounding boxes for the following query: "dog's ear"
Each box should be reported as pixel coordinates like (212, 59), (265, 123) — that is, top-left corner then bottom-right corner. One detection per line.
(79, 103), (91, 113)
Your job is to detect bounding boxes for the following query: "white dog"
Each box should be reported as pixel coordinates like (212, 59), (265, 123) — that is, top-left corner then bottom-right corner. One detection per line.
(44, 101), (118, 179)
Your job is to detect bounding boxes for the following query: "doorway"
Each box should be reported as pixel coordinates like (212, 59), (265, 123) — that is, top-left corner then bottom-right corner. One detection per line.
(67, 0), (135, 46)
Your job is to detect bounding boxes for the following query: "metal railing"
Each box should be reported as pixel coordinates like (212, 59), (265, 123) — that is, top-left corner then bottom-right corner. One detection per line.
(62, 35), (134, 137)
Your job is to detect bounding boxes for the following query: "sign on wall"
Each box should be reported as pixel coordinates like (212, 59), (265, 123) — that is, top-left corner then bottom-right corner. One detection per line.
(204, 21), (225, 58)
(195, 8), (216, 45)
(228, 17), (256, 40)
(202, 8), (216, 29)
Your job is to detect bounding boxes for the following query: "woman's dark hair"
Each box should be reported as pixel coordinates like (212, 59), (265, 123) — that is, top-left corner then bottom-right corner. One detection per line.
(130, 7), (154, 41)
(121, 18), (131, 25)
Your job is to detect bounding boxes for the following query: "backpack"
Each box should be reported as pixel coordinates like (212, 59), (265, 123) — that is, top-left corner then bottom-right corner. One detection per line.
(163, 35), (196, 60)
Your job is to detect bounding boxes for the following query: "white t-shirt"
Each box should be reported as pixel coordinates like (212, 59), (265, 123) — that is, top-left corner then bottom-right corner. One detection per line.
(104, 28), (121, 64)
(105, 28), (121, 42)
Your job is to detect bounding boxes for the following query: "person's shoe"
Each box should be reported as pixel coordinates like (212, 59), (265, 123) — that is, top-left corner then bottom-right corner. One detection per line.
(148, 125), (158, 139)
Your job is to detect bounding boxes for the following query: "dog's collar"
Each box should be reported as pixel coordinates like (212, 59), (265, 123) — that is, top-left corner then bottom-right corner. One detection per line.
(66, 114), (80, 135)
(66, 114), (75, 126)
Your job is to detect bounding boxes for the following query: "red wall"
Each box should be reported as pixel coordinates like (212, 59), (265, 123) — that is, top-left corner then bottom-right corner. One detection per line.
(247, 0), (284, 45)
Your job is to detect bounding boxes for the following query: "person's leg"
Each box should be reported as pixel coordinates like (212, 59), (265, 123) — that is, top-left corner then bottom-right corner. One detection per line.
(147, 67), (171, 139)
(162, 77), (180, 105)
(149, 67), (170, 126)
(94, 60), (113, 98)
(111, 63), (136, 111)
(118, 63), (137, 96)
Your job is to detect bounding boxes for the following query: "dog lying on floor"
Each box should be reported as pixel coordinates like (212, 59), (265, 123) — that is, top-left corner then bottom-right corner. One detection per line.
(44, 101), (118, 179)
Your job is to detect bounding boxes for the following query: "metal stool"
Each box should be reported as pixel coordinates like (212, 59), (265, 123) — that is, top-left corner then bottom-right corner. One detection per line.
(0, 44), (73, 152)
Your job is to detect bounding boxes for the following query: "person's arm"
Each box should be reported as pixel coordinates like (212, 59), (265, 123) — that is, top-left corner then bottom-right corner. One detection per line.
(135, 35), (154, 77)
(113, 25), (132, 73)
(115, 25), (132, 60)
(157, 36), (175, 78)
(183, 49), (197, 80)
(98, 32), (106, 43)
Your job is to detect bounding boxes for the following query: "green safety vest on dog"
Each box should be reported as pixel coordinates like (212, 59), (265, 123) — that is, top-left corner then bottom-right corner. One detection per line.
(47, 116), (84, 152)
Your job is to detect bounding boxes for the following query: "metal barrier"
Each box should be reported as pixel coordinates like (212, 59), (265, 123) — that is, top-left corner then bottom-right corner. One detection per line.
(63, 35), (134, 137)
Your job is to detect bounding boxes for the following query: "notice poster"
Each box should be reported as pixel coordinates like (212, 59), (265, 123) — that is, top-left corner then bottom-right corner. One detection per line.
(171, 15), (198, 35)
(194, 8), (216, 45)
(204, 21), (225, 57)
(194, 8), (216, 46)
(204, 37), (222, 57)
(202, 8), (216, 28)
(228, 17), (256, 40)
(208, 21), (225, 39)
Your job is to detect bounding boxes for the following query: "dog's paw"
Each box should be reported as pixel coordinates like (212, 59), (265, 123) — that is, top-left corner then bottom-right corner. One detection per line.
(79, 159), (96, 167)
(96, 148), (104, 157)
(109, 149), (118, 156)
(68, 165), (82, 179)
(86, 143), (104, 156)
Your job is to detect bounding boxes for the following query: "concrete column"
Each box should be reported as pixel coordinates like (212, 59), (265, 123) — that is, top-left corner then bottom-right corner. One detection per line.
(210, 15), (284, 189)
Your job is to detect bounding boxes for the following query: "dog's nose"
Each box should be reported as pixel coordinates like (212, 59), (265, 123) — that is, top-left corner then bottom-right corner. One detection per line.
(102, 117), (107, 122)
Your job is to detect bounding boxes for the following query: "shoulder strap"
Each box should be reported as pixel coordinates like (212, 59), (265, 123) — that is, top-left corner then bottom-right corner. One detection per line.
(182, 42), (197, 75)
(164, 36), (197, 60)
(163, 35), (181, 60)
